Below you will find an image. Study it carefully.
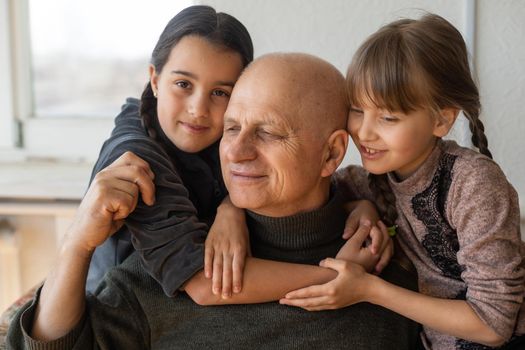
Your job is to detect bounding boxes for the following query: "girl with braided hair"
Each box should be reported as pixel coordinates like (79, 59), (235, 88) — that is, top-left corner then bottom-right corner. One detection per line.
(282, 13), (525, 349)
(86, 5), (255, 298)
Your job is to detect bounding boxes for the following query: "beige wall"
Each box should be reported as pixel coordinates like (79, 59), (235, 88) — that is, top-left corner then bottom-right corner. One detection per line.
(199, 0), (525, 215)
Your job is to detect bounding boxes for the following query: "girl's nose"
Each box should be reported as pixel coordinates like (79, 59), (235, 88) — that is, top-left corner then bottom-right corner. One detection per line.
(356, 113), (376, 141)
(187, 92), (209, 118)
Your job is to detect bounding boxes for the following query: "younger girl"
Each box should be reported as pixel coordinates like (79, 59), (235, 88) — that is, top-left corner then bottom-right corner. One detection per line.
(282, 14), (525, 349)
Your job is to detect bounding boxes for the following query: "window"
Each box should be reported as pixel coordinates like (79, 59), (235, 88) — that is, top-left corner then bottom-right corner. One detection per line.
(1, 0), (193, 159)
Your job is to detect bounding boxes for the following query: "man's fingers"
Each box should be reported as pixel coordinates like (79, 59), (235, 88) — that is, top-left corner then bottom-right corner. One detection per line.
(109, 151), (155, 179)
(221, 253), (233, 298)
(103, 152), (156, 206)
(232, 253), (245, 294)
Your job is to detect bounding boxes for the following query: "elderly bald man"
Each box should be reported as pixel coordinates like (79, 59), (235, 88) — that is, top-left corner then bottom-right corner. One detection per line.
(7, 53), (419, 349)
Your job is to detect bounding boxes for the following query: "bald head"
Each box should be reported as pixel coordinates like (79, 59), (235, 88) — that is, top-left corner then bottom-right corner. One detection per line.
(234, 53), (348, 137)
(220, 53), (350, 217)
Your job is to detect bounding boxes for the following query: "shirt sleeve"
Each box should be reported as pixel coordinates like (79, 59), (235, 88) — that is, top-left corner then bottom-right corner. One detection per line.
(7, 277), (150, 349)
(449, 157), (524, 340)
(90, 101), (208, 297)
(7, 288), (89, 350)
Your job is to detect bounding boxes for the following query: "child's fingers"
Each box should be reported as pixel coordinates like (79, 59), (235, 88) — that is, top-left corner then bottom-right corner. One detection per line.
(348, 221), (372, 248)
(374, 239), (394, 274)
(342, 214), (360, 239)
(212, 255), (223, 295)
(284, 284), (327, 300)
(221, 253), (233, 298)
(232, 253), (245, 294)
(204, 244), (214, 279)
(368, 226), (383, 255)
(279, 295), (332, 310)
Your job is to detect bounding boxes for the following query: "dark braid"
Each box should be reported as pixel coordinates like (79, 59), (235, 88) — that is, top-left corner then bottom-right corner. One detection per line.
(464, 108), (493, 159)
(368, 174), (398, 228)
(140, 82), (159, 141)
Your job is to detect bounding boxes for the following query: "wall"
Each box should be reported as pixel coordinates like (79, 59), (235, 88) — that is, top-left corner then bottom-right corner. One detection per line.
(199, 0), (525, 216)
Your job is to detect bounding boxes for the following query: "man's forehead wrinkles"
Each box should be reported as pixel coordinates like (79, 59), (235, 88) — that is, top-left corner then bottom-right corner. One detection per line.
(226, 103), (293, 128)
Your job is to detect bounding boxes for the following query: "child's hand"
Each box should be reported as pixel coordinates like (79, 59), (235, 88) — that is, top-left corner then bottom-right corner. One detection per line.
(279, 258), (369, 311)
(343, 200), (393, 273)
(336, 221), (379, 272)
(204, 197), (250, 299)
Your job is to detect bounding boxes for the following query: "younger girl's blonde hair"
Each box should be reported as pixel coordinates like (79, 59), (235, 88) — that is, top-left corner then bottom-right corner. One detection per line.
(346, 13), (491, 227)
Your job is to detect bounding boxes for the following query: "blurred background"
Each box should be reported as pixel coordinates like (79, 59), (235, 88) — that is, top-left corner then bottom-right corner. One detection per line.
(0, 0), (524, 312)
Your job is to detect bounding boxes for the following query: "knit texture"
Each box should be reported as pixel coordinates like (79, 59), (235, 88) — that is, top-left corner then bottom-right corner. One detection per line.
(336, 140), (524, 350)
(7, 189), (420, 349)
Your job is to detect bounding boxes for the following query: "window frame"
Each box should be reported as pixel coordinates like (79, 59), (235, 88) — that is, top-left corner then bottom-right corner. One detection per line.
(1, 0), (117, 162)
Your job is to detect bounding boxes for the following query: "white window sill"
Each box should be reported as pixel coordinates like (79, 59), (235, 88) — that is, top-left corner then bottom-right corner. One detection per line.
(0, 158), (93, 202)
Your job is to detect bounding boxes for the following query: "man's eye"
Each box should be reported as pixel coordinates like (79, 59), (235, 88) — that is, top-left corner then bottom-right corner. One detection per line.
(225, 126), (240, 133)
(258, 130), (283, 140)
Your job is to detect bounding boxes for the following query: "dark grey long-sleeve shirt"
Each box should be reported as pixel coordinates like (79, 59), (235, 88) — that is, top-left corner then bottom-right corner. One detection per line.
(86, 98), (227, 296)
(7, 189), (420, 349)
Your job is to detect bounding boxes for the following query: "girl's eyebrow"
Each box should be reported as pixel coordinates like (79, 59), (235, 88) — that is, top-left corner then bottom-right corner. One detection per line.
(171, 70), (235, 87)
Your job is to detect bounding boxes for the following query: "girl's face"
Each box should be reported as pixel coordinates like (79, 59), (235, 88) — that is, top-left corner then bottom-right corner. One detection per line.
(150, 35), (244, 153)
(347, 102), (444, 180)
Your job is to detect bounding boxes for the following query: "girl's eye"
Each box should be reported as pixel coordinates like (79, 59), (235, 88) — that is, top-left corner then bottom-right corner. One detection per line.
(175, 81), (190, 89)
(212, 89), (230, 98)
(381, 114), (398, 123)
(350, 107), (364, 114)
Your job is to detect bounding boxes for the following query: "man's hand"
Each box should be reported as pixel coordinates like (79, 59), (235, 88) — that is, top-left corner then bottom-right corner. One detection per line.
(343, 200), (393, 273)
(31, 151), (155, 342)
(71, 151), (155, 253)
(204, 197), (250, 298)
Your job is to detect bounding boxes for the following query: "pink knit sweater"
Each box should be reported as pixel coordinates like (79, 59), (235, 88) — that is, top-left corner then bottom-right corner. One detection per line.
(335, 140), (524, 349)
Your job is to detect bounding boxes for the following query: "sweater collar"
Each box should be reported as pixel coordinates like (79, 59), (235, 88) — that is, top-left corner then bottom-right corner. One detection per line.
(245, 187), (347, 251)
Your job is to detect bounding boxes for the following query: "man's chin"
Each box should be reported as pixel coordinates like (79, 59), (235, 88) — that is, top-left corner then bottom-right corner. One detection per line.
(228, 193), (263, 211)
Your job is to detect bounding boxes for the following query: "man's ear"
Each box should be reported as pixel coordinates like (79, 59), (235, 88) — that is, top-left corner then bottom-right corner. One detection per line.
(321, 129), (349, 178)
(433, 108), (460, 138)
(149, 64), (159, 95)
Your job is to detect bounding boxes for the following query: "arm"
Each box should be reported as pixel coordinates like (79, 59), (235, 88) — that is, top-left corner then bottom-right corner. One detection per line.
(282, 258), (504, 346)
(204, 196), (250, 298)
(31, 152), (155, 341)
(184, 257), (337, 305)
(92, 100), (210, 297)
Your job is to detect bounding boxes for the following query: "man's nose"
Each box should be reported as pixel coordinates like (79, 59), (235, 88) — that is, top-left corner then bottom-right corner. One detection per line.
(187, 91), (209, 118)
(224, 131), (257, 163)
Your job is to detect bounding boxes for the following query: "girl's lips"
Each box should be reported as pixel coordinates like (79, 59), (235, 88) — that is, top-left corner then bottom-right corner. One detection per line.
(359, 145), (386, 160)
(179, 121), (209, 133)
